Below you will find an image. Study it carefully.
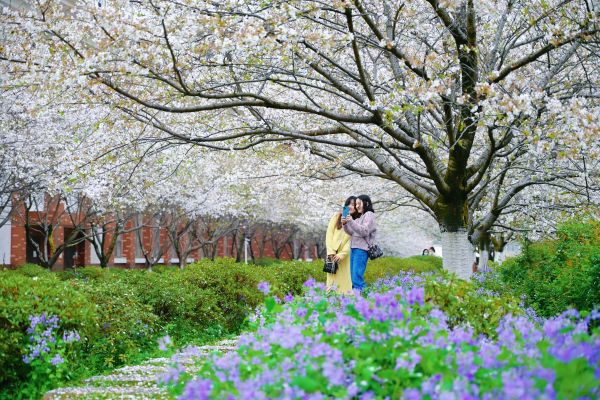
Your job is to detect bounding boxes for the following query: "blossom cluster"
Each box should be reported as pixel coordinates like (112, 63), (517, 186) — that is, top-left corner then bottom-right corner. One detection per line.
(165, 273), (600, 399)
(22, 313), (80, 366)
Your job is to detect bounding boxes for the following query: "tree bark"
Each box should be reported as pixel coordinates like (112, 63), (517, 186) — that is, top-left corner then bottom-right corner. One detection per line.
(478, 231), (492, 273)
(435, 196), (473, 279)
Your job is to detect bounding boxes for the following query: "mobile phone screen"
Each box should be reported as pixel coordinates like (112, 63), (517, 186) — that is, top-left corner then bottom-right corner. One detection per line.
(342, 206), (350, 218)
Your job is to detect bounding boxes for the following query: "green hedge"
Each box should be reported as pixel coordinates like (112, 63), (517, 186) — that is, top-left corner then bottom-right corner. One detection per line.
(0, 271), (97, 389)
(0, 256), (441, 397)
(476, 219), (600, 318)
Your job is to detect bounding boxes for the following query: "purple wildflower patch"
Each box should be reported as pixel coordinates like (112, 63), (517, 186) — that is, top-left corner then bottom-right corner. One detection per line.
(165, 272), (600, 398)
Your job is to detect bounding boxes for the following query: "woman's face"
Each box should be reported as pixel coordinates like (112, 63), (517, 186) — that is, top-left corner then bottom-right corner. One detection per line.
(355, 198), (364, 214)
(348, 200), (356, 214)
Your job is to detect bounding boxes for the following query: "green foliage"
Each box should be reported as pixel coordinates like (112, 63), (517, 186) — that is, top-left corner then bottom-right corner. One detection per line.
(0, 273), (96, 393)
(478, 219), (600, 318)
(18, 314), (81, 399)
(423, 271), (522, 337)
(10, 263), (51, 277)
(365, 256), (442, 282)
(56, 265), (110, 281)
(0, 255), (440, 397)
(79, 278), (159, 369)
(166, 272), (599, 399)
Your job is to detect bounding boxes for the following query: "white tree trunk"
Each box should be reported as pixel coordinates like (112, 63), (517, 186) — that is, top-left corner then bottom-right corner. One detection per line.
(495, 251), (505, 265)
(479, 248), (490, 272)
(293, 238), (301, 260)
(441, 229), (474, 280)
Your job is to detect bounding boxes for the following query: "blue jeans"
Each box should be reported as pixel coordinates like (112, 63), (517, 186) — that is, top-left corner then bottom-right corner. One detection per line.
(350, 248), (368, 291)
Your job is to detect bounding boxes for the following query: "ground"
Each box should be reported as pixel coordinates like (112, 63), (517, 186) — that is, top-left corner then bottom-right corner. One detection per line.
(43, 339), (238, 400)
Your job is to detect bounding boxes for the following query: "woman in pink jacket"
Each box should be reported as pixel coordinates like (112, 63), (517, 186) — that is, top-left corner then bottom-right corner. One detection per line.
(342, 195), (376, 291)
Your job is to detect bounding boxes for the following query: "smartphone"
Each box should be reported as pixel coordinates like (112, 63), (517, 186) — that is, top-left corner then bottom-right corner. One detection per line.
(342, 206), (350, 218)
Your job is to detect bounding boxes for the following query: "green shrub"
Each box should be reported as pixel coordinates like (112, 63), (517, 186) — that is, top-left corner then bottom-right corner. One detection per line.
(477, 219), (600, 318)
(365, 256), (442, 282)
(10, 263), (51, 277)
(0, 255), (442, 398)
(56, 265), (111, 281)
(0, 273), (97, 389)
(79, 278), (159, 369)
(423, 271), (522, 336)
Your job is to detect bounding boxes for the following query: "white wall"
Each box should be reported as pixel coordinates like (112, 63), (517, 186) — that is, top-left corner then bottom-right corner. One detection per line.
(496, 241), (522, 264)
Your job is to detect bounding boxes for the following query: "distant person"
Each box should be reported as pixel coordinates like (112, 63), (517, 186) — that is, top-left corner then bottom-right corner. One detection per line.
(422, 248), (430, 256)
(472, 252), (480, 273)
(325, 196), (356, 294)
(428, 246), (436, 255)
(342, 195), (377, 292)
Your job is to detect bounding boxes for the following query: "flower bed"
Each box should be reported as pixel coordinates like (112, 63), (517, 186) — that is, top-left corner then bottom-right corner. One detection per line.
(166, 273), (600, 399)
(0, 257), (441, 398)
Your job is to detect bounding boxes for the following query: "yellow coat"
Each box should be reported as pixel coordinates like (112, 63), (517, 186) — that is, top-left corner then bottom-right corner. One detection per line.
(325, 212), (352, 293)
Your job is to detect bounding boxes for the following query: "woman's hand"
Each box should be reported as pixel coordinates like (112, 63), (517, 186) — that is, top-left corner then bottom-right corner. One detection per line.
(341, 216), (352, 225)
(332, 254), (342, 262)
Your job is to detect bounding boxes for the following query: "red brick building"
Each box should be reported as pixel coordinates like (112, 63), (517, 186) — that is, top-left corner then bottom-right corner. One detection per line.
(0, 196), (318, 269)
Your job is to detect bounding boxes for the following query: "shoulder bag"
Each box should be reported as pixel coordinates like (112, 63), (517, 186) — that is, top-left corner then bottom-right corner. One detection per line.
(366, 236), (383, 260)
(323, 236), (349, 274)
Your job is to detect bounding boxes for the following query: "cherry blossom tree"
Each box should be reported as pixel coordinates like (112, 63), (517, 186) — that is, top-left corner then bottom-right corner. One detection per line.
(2, 0), (599, 277)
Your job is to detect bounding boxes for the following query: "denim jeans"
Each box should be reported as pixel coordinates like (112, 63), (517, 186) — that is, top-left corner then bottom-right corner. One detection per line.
(350, 248), (368, 291)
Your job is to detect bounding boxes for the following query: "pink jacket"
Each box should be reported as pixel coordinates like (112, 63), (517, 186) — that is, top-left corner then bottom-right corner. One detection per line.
(343, 211), (377, 251)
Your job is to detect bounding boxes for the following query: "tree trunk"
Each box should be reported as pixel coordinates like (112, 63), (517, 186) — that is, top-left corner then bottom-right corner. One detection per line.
(478, 232), (492, 273)
(316, 241), (326, 260)
(440, 229), (473, 279)
(235, 233), (244, 263)
(248, 238), (255, 262)
(292, 238), (301, 260)
(491, 232), (512, 265)
(435, 198), (473, 279)
(258, 233), (267, 260)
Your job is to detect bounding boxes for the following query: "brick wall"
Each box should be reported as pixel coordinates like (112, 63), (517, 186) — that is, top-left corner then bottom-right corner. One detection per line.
(8, 198), (318, 269)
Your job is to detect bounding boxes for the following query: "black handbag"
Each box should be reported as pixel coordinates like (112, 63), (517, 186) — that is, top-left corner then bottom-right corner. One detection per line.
(367, 244), (383, 260)
(323, 255), (338, 274)
(366, 235), (383, 260)
(323, 237), (348, 274)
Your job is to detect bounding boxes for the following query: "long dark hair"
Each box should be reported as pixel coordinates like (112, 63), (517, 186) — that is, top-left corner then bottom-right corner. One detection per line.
(336, 196), (357, 229)
(357, 194), (375, 214)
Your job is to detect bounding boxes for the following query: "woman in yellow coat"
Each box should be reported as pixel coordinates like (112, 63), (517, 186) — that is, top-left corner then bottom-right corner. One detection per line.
(325, 197), (356, 294)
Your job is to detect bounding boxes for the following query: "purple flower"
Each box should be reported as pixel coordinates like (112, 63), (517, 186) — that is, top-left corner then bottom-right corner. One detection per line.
(178, 379), (213, 400)
(403, 388), (421, 400)
(406, 286), (424, 305)
(158, 335), (172, 351)
(502, 369), (537, 399)
(159, 364), (185, 385)
(63, 330), (80, 343)
(50, 354), (64, 366)
(321, 360), (346, 386)
(347, 383), (359, 397)
(421, 374), (442, 395)
(395, 349), (421, 372)
(359, 391), (376, 400)
(303, 277), (316, 288)
(296, 307), (307, 318)
(449, 326), (475, 346)
(284, 293), (294, 302)
(153, 272), (600, 399)
(478, 340), (502, 368)
(257, 281), (270, 295)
